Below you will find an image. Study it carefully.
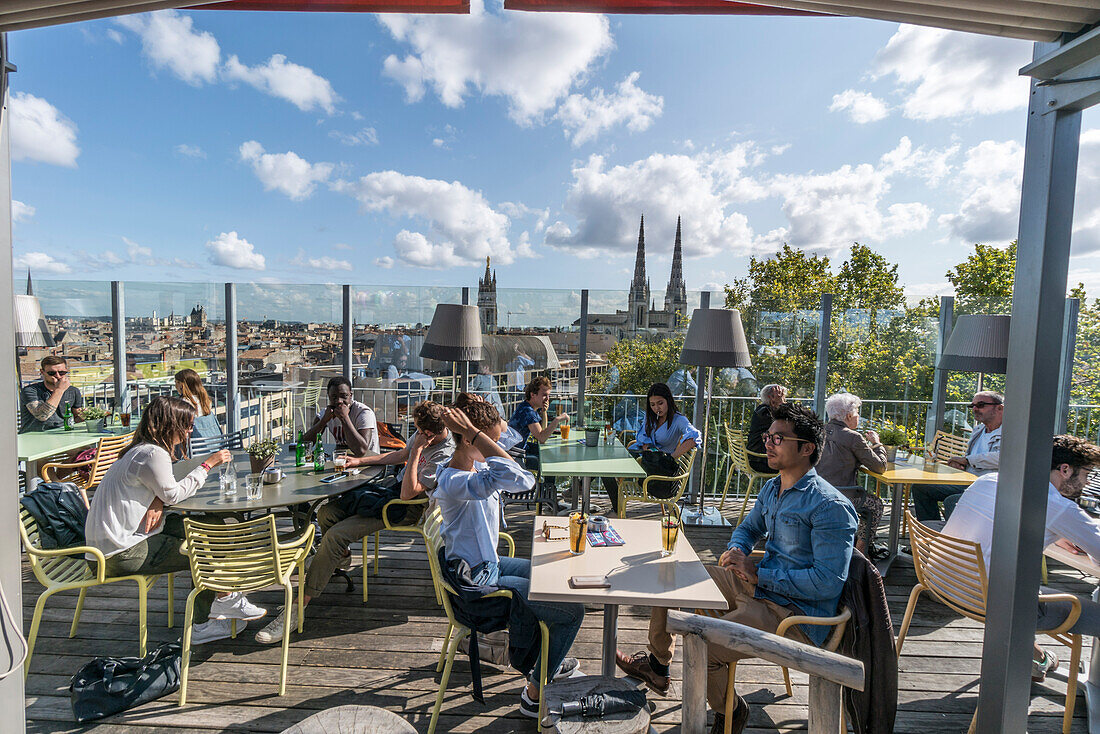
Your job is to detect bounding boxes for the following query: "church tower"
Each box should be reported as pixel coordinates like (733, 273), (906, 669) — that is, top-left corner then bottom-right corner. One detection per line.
(478, 256), (498, 332)
(628, 216), (650, 330)
(664, 216), (688, 327)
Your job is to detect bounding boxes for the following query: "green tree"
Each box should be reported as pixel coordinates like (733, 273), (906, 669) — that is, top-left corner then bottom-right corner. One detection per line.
(724, 243), (835, 328)
(834, 242), (904, 314)
(946, 241), (1016, 314)
(593, 333), (686, 396)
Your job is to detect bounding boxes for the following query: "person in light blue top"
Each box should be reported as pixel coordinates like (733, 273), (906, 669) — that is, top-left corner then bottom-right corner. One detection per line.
(434, 399), (585, 719)
(603, 383), (701, 514)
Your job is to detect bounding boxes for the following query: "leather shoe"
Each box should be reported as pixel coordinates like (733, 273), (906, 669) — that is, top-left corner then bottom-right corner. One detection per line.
(614, 650), (670, 695)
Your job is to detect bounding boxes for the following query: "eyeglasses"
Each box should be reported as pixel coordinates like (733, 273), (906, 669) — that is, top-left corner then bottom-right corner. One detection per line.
(762, 432), (812, 447)
(45, 370), (68, 377)
(968, 401), (1001, 410)
(541, 522), (570, 541)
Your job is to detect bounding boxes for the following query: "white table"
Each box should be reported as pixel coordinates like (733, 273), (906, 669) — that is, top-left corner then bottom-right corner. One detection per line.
(528, 515), (728, 677)
(1045, 543), (1100, 734)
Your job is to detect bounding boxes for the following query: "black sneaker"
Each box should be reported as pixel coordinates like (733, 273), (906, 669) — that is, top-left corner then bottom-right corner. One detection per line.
(710, 696), (749, 734)
(519, 688), (540, 718)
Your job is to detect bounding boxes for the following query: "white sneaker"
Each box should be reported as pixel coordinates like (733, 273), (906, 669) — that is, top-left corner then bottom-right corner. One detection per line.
(255, 605), (297, 644)
(190, 618), (236, 645)
(209, 592), (267, 621)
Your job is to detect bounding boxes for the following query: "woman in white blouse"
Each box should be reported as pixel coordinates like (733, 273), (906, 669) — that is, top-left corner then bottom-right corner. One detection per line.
(85, 396), (267, 645)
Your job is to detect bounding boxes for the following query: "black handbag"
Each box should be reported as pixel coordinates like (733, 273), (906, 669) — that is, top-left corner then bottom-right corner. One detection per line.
(69, 642), (182, 723)
(638, 449), (681, 499)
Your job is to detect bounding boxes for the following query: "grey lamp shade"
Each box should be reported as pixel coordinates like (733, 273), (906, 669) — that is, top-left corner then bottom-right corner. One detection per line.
(14, 294), (54, 348)
(679, 308), (751, 368)
(938, 314), (1010, 374)
(420, 304), (484, 362)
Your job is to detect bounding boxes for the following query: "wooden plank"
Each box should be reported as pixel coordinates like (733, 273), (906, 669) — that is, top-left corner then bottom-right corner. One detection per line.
(681, 633), (707, 734)
(807, 676), (843, 734)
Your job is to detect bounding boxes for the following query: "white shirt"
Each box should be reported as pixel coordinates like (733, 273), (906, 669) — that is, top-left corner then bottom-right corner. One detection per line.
(943, 472), (1100, 570)
(314, 400), (379, 453)
(85, 443), (209, 558)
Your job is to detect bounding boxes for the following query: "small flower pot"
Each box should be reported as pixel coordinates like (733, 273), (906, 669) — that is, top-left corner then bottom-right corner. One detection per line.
(250, 454), (275, 474)
(86, 419), (105, 433)
(884, 446), (898, 462)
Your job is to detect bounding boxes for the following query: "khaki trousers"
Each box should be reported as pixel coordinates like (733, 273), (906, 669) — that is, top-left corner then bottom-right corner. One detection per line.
(646, 564), (809, 712)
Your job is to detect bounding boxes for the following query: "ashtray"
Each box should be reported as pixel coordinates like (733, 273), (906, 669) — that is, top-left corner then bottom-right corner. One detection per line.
(263, 468), (284, 484)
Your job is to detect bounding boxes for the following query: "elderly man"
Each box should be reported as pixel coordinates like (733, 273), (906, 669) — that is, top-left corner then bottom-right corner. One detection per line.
(942, 435), (1100, 682)
(912, 391), (1003, 522)
(616, 403), (856, 734)
(746, 384), (786, 473)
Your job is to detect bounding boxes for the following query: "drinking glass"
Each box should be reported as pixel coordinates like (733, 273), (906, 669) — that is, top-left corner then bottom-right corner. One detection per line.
(120, 412), (131, 428)
(220, 468), (238, 498)
(334, 451), (348, 471)
(560, 421), (571, 441)
(246, 473), (264, 500)
(660, 505), (681, 557)
(568, 512), (587, 555)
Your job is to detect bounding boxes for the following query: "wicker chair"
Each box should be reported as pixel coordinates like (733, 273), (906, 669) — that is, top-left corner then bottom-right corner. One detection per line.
(39, 431), (135, 491)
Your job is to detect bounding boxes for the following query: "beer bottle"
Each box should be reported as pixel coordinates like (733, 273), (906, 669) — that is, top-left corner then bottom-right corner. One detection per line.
(295, 430), (305, 467)
(313, 441), (325, 472)
(62, 404), (73, 431)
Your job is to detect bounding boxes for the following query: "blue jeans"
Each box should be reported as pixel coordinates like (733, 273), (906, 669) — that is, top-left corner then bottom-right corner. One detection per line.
(473, 556), (585, 683)
(912, 483), (963, 522)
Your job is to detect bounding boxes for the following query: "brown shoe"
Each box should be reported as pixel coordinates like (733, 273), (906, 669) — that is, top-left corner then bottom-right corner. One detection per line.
(614, 650), (670, 695)
(710, 696), (749, 734)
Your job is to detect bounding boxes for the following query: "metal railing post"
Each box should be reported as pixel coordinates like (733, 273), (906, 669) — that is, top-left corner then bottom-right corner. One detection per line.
(225, 283), (240, 434)
(577, 290), (588, 422)
(812, 293), (833, 418)
(111, 281), (126, 413)
(461, 287), (470, 391)
(342, 284), (353, 381)
(925, 296), (954, 446)
(1056, 297), (1079, 435)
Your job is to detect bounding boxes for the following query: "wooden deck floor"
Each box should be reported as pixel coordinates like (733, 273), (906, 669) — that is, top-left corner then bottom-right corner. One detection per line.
(22, 502), (1096, 733)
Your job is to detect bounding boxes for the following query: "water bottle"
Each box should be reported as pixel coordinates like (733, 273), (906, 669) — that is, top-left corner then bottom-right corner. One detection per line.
(220, 466), (238, 498)
(313, 441), (325, 472)
(62, 404), (72, 431)
(295, 430), (305, 467)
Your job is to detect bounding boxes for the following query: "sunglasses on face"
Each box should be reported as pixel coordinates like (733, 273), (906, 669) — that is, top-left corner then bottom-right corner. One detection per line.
(762, 432), (812, 447)
(969, 401), (1001, 410)
(45, 370), (68, 377)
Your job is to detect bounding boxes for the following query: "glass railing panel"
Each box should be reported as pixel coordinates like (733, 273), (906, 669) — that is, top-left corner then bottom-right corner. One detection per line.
(16, 279), (113, 390)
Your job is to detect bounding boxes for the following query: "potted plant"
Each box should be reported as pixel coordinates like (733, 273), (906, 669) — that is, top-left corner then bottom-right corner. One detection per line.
(248, 437), (280, 474)
(82, 406), (110, 433)
(878, 423), (909, 462)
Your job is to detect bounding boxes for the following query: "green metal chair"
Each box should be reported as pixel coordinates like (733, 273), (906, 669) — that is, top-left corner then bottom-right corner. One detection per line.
(19, 506), (174, 679)
(362, 496), (441, 606)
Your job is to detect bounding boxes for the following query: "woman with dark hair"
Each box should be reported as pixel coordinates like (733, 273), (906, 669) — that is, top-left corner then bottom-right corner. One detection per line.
(84, 396), (266, 645)
(175, 368), (221, 443)
(602, 383), (702, 514)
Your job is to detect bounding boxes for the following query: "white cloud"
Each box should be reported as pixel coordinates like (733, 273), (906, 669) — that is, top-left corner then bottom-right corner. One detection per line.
(116, 10), (220, 86)
(937, 139), (1024, 244)
(375, 256), (395, 269)
(829, 89), (889, 124)
(333, 170), (520, 269)
(329, 127), (378, 146)
(1069, 130), (1100, 256)
(10, 92), (79, 167)
(291, 251), (353, 271)
(206, 231), (266, 270)
(175, 143), (206, 158)
(554, 72), (663, 146)
(332, 242), (353, 251)
(873, 25), (1031, 120)
(223, 54), (339, 114)
(15, 252), (70, 274)
(432, 138), (445, 148)
(12, 200), (35, 223)
(123, 236), (153, 261)
(879, 135), (957, 187)
(379, 0), (612, 124)
(239, 141), (334, 201)
(106, 29), (125, 44)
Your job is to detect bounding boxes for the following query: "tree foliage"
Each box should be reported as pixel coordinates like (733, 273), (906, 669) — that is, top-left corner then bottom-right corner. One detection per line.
(594, 333), (686, 396)
(946, 242), (1016, 314)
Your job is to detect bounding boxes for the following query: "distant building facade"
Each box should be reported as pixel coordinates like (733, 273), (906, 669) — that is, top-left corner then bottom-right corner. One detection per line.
(478, 256), (498, 332)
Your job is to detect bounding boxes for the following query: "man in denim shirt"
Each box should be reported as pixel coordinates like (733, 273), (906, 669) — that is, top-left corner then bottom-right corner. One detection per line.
(617, 403), (857, 734)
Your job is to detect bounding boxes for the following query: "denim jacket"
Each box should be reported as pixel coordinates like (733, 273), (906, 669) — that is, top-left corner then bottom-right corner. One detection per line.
(727, 468), (858, 646)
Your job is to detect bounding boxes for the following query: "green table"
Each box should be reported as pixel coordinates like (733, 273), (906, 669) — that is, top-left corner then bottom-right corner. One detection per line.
(537, 436), (646, 514)
(18, 427), (127, 488)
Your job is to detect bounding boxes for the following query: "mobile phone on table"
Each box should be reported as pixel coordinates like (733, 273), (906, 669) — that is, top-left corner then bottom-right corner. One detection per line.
(320, 473), (347, 483)
(569, 575), (610, 589)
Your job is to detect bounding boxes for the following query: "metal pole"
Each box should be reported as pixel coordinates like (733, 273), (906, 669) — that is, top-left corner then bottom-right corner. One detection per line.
(1055, 297), (1079, 435)
(695, 365), (715, 518)
(577, 290), (589, 422)
(812, 293), (833, 417)
(977, 42), (1082, 733)
(225, 283), (240, 435)
(689, 292), (710, 505)
(0, 34), (27, 719)
(461, 287), (470, 391)
(925, 296), (954, 447)
(342, 285), (352, 381)
(111, 281), (126, 414)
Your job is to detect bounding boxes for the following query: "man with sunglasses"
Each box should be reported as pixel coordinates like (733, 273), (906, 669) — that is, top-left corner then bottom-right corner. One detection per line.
(912, 390), (1003, 522)
(616, 403), (857, 734)
(19, 355), (84, 433)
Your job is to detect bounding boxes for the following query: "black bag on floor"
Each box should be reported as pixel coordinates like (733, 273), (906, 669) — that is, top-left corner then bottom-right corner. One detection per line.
(70, 642), (182, 723)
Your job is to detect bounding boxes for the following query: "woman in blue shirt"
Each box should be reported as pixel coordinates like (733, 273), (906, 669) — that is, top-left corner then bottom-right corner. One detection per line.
(603, 383), (701, 514)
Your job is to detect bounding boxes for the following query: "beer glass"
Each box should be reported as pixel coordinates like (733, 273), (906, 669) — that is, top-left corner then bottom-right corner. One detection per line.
(661, 505), (681, 557)
(569, 512), (587, 555)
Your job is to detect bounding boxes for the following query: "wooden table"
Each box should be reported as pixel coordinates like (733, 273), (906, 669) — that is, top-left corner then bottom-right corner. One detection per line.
(862, 457), (976, 575)
(537, 437), (647, 515)
(18, 426), (129, 490)
(1045, 543), (1100, 734)
(529, 515), (728, 678)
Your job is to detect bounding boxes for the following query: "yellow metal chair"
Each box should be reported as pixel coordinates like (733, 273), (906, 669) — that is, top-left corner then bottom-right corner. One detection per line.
(294, 379), (325, 432)
(422, 507), (550, 734)
(362, 496), (441, 606)
(39, 431), (135, 490)
(720, 424), (777, 524)
(616, 449), (697, 519)
(897, 511), (1082, 734)
(19, 506), (174, 679)
(178, 514), (314, 703)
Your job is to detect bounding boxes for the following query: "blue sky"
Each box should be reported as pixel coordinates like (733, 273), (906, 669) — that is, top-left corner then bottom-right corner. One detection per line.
(8, 3), (1100, 313)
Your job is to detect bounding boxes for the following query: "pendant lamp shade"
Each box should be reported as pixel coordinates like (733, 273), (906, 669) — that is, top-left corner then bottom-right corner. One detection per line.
(937, 314), (1010, 374)
(679, 308), (751, 368)
(14, 294), (54, 348)
(420, 304), (484, 362)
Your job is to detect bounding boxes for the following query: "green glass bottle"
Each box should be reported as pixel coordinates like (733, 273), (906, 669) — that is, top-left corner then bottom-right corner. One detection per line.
(295, 430), (305, 467)
(313, 441), (324, 472)
(62, 404), (72, 431)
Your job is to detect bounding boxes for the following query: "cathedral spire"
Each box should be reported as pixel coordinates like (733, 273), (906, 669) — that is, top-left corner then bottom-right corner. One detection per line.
(26, 269), (33, 296)
(664, 216), (688, 326)
(628, 215), (650, 330)
(631, 215), (647, 289)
